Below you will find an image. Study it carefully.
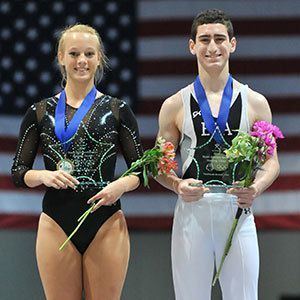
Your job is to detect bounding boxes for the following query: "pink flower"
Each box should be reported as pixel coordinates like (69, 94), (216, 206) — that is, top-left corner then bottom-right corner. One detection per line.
(251, 121), (284, 156)
(272, 125), (284, 139)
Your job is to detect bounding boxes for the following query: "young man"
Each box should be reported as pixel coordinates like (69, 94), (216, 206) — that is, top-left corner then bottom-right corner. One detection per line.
(156, 9), (280, 300)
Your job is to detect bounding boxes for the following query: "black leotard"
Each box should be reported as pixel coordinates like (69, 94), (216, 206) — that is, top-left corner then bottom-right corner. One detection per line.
(11, 94), (143, 254)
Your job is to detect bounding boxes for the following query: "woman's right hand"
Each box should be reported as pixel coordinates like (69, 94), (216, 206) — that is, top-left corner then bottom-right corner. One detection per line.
(40, 170), (79, 189)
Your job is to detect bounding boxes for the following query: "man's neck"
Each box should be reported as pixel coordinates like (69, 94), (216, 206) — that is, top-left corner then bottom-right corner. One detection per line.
(64, 80), (95, 107)
(198, 66), (230, 94)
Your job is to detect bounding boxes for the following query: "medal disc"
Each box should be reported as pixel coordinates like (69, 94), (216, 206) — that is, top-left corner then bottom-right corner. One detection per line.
(57, 159), (74, 174)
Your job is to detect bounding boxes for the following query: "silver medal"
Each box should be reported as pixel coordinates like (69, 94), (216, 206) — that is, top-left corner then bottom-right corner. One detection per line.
(57, 159), (74, 174)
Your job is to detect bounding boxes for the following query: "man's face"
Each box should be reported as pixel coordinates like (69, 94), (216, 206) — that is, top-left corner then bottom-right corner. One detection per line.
(189, 23), (236, 72)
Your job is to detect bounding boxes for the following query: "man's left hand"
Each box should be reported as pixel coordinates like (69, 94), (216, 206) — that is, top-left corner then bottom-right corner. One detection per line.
(227, 185), (259, 208)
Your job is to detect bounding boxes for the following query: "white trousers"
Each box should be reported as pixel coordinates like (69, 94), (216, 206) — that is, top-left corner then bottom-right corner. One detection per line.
(172, 193), (259, 300)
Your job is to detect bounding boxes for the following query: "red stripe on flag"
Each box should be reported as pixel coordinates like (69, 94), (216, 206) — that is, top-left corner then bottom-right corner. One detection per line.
(0, 214), (39, 229)
(139, 18), (300, 37)
(0, 136), (17, 153)
(255, 214), (300, 230)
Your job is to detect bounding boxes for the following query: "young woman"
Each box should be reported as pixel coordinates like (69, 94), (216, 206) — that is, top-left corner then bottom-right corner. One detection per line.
(11, 24), (143, 300)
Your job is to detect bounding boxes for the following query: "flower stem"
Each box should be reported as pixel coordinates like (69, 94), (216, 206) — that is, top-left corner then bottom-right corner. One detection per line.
(59, 203), (95, 251)
(212, 218), (239, 286)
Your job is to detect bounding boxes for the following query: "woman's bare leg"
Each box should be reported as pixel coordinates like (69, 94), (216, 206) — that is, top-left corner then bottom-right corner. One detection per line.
(36, 213), (83, 300)
(83, 210), (130, 300)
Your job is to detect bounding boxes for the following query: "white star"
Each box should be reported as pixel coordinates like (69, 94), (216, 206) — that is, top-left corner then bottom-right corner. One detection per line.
(109, 57), (119, 68)
(1, 82), (12, 94)
(14, 42), (26, 54)
(40, 72), (51, 83)
(107, 28), (118, 40)
(53, 2), (64, 13)
(26, 2), (37, 13)
(93, 15), (105, 26)
(1, 28), (11, 40)
(107, 83), (119, 94)
(27, 85), (38, 97)
(79, 2), (90, 14)
(1, 57), (12, 69)
(120, 15), (131, 26)
(27, 28), (38, 40)
(14, 71), (25, 83)
(120, 40), (131, 52)
(39, 15), (51, 27)
(0, 2), (10, 14)
(26, 58), (38, 71)
(66, 15), (77, 25)
(106, 2), (118, 14)
(41, 42), (51, 54)
(15, 19), (26, 30)
(120, 69), (132, 81)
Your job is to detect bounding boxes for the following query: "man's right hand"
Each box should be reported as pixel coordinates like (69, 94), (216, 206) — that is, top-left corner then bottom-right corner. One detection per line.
(174, 178), (210, 202)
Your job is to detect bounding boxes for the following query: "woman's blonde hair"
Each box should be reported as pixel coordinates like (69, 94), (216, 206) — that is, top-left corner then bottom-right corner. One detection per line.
(57, 24), (108, 85)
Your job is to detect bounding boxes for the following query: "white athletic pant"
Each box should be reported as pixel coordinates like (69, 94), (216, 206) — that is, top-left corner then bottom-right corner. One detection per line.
(172, 193), (259, 300)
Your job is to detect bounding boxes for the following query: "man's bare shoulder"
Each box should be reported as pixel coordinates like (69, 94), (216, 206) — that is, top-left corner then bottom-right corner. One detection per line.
(247, 86), (272, 122)
(159, 91), (182, 116)
(162, 92), (182, 109)
(247, 87), (268, 106)
(234, 79), (268, 105)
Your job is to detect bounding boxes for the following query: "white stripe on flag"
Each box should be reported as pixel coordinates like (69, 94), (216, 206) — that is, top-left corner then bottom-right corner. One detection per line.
(139, 0), (300, 20)
(139, 36), (300, 59)
(139, 75), (300, 98)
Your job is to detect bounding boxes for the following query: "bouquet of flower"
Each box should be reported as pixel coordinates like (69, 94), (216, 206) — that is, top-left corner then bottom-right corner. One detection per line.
(59, 137), (178, 251)
(212, 121), (284, 286)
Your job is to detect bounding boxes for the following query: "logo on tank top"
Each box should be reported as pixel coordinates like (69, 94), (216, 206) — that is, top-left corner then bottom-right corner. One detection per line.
(192, 110), (202, 118)
(201, 122), (233, 137)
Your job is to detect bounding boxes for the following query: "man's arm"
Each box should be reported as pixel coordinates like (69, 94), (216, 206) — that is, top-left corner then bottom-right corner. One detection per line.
(155, 93), (209, 201)
(249, 90), (280, 196)
(228, 89), (280, 208)
(155, 93), (182, 192)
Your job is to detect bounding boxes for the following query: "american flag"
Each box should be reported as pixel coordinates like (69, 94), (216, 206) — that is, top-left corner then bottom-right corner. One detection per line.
(1, 0), (300, 230)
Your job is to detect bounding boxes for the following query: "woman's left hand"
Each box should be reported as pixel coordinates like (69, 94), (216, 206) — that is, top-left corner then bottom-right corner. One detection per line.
(227, 184), (259, 208)
(87, 180), (126, 212)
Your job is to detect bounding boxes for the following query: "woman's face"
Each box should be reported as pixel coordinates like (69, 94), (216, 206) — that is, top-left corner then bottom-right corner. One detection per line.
(58, 32), (101, 84)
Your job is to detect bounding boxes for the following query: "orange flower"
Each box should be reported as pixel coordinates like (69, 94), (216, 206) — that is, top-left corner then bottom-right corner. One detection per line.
(158, 156), (178, 175)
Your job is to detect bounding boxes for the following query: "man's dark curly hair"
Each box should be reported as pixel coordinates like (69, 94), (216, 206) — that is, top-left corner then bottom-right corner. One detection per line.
(190, 9), (234, 41)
